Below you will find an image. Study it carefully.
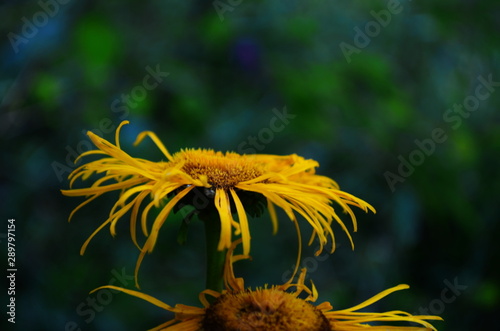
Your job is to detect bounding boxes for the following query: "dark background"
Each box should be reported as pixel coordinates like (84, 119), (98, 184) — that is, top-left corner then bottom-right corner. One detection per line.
(1, 1), (499, 330)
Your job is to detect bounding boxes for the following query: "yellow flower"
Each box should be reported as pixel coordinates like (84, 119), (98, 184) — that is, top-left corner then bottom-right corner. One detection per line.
(62, 121), (374, 284)
(93, 240), (442, 331)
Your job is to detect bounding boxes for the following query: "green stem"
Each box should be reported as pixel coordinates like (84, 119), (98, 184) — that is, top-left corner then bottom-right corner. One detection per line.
(202, 212), (226, 293)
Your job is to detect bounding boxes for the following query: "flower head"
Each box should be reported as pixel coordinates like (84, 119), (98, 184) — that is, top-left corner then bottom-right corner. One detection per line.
(93, 240), (442, 330)
(62, 121), (375, 285)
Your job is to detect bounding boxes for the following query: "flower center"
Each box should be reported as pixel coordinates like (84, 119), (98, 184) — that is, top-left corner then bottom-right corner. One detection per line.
(175, 149), (264, 189)
(203, 288), (330, 331)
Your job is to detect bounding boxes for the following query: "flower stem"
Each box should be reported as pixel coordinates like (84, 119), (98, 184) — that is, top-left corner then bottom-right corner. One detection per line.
(202, 211), (226, 293)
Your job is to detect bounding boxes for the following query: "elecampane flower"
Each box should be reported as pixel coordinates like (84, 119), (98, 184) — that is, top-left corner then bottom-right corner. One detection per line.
(94, 240), (442, 331)
(62, 121), (375, 284)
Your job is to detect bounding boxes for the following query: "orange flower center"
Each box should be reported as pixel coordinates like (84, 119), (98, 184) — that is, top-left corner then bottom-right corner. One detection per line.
(174, 149), (264, 189)
(203, 288), (330, 331)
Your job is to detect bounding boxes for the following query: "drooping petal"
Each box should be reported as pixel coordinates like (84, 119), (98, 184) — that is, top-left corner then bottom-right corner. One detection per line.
(214, 189), (233, 251)
(229, 188), (251, 256)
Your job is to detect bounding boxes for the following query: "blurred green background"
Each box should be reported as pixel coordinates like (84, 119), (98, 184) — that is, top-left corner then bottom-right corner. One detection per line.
(1, 0), (499, 330)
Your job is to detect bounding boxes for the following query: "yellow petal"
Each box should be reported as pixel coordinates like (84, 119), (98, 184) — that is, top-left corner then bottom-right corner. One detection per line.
(90, 285), (175, 312)
(229, 188), (251, 256)
(133, 130), (174, 161)
(214, 189), (232, 251)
